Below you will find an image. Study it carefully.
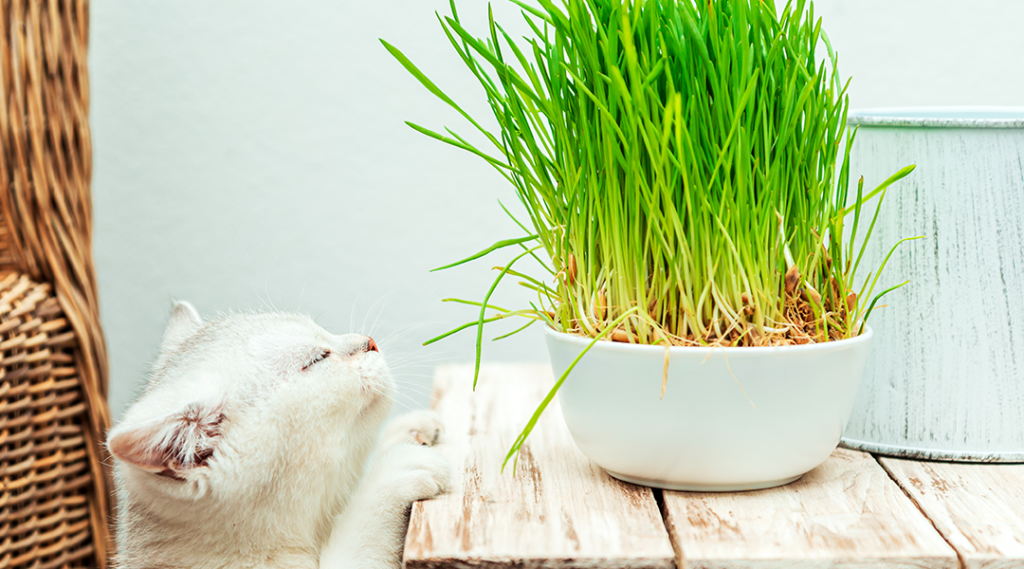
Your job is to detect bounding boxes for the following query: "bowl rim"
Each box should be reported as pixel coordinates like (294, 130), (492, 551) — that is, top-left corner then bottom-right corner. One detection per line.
(544, 324), (872, 356)
(847, 106), (1024, 128)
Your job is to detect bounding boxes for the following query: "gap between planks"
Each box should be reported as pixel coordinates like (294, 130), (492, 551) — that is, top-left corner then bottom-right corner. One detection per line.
(404, 364), (996, 569)
(403, 363), (675, 569)
(878, 456), (1024, 569)
(659, 447), (958, 569)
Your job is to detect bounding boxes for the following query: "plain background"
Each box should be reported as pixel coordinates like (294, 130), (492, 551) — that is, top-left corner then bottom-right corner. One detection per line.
(90, 0), (1024, 420)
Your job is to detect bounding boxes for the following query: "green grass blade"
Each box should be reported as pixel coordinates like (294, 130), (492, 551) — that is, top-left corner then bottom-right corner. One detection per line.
(441, 298), (511, 312)
(859, 280), (910, 336)
(431, 235), (540, 272)
(502, 307), (640, 473)
(473, 246), (545, 389)
(492, 318), (537, 341)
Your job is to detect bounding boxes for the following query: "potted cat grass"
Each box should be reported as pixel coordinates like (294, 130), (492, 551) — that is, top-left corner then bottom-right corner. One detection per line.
(384, 0), (916, 490)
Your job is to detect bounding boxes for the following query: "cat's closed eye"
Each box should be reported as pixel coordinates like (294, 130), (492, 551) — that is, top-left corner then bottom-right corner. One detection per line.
(303, 349), (331, 371)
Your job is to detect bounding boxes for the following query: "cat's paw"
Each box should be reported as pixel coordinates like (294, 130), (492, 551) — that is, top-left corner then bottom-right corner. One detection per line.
(381, 410), (444, 448)
(373, 443), (452, 505)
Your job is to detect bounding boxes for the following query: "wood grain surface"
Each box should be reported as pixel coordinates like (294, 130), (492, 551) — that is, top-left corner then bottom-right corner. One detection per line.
(879, 457), (1024, 569)
(403, 363), (675, 569)
(661, 448), (958, 569)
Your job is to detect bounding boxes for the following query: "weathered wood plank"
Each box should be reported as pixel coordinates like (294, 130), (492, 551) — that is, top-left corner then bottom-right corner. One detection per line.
(661, 448), (958, 569)
(879, 457), (1024, 569)
(404, 363), (675, 569)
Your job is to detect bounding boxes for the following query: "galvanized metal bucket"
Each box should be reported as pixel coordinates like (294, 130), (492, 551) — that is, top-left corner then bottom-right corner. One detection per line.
(840, 107), (1024, 462)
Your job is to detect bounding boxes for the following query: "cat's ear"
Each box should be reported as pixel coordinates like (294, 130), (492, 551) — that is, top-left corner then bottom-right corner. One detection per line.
(162, 300), (203, 352)
(107, 401), (224, 477)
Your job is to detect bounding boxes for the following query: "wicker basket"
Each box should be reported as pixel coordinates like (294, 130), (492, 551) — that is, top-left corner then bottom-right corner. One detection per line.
(0, 1), (112, 567)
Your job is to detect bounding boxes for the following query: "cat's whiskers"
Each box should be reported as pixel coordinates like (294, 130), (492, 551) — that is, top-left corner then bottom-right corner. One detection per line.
(348, 294), (363, 336)
(313, 307), (331, 324)
(375, 322), (437, 349)
(387, 396), (420, 415)
(296, 274), (311, 313)
(384, 356), (456, 371)
(250, 284), (275, 313)
(389, 379), (470, 416)
(368, 299), (393, 340)
(388, 390), (468, 418)
(380, 346), (456, 368)
(261, 251), (284, 312)
(358, 291), (396, 338)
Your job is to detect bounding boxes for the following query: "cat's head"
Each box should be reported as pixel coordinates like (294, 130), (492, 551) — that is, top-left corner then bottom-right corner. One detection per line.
(107, 301), (392, 496)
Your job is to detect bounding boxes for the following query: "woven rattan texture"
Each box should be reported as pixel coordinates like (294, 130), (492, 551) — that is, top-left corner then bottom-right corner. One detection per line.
(0, 274), (94, 568)
(0, 1), (110, 567)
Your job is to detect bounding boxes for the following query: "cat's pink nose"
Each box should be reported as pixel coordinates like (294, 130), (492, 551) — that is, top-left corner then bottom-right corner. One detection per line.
(366, 338), (379, 353)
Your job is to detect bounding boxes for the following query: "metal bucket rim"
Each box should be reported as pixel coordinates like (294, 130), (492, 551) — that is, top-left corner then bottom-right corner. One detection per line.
(840, 438), (1024, 463)
(848, 106), (1024, 128)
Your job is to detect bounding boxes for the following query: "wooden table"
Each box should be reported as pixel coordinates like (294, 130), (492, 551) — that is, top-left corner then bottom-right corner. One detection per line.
(403, 364), (1024, 569)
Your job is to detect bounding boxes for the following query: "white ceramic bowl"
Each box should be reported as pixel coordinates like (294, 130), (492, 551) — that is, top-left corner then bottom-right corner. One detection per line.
(545, 326), (873, 491)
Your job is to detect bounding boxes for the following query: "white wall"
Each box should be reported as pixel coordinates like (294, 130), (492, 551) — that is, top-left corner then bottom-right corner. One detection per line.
(91, 0), (1024, 420)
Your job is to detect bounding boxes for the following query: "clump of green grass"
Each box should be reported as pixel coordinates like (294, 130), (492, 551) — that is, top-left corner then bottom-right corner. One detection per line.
(384, 0), (914, 467)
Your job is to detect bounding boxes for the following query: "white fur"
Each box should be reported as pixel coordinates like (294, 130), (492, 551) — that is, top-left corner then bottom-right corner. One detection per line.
(107, 302), (451, 568)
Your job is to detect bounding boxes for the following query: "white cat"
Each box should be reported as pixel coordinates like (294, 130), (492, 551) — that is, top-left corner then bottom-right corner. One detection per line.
(106, 302), (452, 569)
